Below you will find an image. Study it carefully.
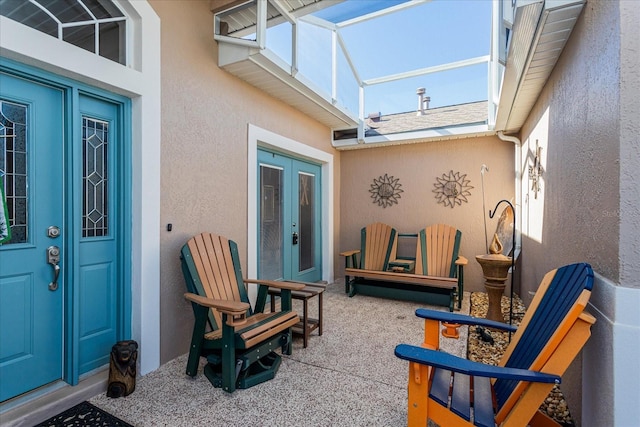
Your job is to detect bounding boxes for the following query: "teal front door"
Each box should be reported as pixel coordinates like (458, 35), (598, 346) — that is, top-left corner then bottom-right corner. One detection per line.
(0, 73), (65, 401)
(0, 69), (128, 402)
(258, 150), (322, 283)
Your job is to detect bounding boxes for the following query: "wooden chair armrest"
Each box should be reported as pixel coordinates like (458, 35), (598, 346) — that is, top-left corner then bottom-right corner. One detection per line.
(243, 279), (305, 291)
(415, 308), (518, 333)
(339, 249), (360, 257)
(455, 255), (468, 265)
(395, 344), (560, 384)
(184, 293), (249, 315)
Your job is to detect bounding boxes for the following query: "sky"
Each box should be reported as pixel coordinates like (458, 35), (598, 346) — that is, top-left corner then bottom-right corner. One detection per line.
(266, 0), (493, 117)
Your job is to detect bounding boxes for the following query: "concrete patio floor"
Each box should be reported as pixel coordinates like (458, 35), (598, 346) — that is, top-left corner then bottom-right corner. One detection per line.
(89, 284), (470, 426)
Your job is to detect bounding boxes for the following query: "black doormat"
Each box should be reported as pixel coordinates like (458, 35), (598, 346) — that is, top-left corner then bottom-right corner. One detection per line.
(34, 401), (133, 427)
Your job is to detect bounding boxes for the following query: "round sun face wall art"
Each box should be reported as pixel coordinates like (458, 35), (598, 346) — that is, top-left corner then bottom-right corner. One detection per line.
(370, 173), (403, 208)
(433, 170), (473, 208)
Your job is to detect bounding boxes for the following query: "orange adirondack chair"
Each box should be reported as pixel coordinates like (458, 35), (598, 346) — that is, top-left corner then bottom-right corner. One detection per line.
(395, 262), (596, 426)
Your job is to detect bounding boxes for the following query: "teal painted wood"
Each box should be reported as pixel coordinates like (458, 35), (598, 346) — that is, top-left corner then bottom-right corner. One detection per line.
(76, 94), (122, 376)
(257, 149), (322, 283)
(450, 229), (462, 277)
(0, 72), (65, 401)
(417, 228), (461, 278)
(360, 226), (396, 270)
(353, 282), (454, 310)
(1, 59), (133, 389)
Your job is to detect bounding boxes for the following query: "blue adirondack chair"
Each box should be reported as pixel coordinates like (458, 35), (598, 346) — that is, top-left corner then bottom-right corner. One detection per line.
(395, 262), (596, 427)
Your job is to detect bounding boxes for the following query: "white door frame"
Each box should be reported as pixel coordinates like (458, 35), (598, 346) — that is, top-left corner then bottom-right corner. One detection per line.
(247, 124), (334, 294)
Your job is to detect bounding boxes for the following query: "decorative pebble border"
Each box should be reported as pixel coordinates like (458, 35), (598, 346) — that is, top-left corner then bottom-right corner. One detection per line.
(468, 292), (575, 426)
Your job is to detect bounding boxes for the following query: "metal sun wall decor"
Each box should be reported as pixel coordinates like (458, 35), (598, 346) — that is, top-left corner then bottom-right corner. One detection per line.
(529, 140), (543, 199)
(370, 173), (403, 208)
(433, 170), (473, 208)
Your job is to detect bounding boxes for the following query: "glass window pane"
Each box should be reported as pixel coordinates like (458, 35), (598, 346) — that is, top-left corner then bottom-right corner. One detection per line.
(41, 0), (92, 22)
(83, 0), (124, 19)
(0, 0), (127, 65)
(259, 164), (283, 280)
(64, 24), (95, 54)
(0, 99), (28, 244)
(298, 172), (315, 272)
(99, 21), (126, 64)
(0, 1), (58, 37)
(82, 117), (109, 237)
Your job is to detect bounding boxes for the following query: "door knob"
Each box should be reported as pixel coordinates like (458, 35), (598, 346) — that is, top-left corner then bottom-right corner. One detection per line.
(292, 232), (299, 245)
(46, 246), (61, 291)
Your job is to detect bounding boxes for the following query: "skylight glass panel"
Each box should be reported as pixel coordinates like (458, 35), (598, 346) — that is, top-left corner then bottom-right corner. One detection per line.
(312, 0), (408, 24)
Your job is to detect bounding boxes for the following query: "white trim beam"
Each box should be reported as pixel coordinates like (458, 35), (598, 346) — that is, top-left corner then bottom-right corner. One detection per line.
(363, 55), (490, 86)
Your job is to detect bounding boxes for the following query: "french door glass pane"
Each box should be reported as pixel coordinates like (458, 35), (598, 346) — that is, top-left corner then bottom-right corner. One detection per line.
(298, 172), (315, 272)
(0, 99), (28, 244)
(259, 164), (283, 280)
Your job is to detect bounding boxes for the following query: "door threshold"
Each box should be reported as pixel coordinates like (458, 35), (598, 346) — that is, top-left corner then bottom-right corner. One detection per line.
(0, 369), (108, 427)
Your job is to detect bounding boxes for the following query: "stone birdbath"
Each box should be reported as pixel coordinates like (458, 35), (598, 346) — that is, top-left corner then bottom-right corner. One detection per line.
(475, 233), (513, 323)
(476, 253), (512, 322)
(476, 208), (513, 322)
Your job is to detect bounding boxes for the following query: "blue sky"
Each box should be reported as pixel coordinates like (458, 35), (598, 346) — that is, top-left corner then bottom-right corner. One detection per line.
(267, 0), (493, 116)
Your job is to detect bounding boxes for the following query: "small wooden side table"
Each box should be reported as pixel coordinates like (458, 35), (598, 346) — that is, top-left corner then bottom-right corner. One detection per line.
(268, 283), (325, 348)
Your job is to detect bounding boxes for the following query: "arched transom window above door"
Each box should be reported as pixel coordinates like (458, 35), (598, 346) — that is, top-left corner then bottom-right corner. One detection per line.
(0, 0), (127, 65)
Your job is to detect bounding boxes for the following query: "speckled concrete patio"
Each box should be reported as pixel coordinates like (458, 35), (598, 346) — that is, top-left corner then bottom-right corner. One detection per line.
(90, 284), (470, 426)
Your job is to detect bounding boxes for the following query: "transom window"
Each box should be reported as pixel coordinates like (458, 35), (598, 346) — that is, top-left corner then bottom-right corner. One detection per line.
(0, 0), (127, 65)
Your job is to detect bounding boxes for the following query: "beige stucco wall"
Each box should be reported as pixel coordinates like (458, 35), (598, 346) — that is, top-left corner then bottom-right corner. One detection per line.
(149, 0), (340, 364)
(517, 1), (640, 425)
(339, 136), (515, 294)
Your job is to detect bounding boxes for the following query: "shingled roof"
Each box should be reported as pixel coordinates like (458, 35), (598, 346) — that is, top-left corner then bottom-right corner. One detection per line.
(365, 101), (488, 137)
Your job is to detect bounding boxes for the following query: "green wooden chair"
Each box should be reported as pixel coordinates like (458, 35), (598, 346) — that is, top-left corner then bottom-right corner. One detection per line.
(414, 223), (467, 310)
(395, 262), (596, 427)
(181, 232), (304, 393)
(340, 222), (398, 294)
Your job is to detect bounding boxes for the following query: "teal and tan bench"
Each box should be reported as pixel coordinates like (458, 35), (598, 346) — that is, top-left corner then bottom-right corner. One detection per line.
(340, 223), (466, 312)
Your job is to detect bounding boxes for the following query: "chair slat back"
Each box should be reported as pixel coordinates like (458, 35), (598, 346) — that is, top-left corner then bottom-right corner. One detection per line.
(415, 224), (461, 277)
(494, 263), (593, 411)
(361, 223), (397, 271)
(181, 233), (250, 330)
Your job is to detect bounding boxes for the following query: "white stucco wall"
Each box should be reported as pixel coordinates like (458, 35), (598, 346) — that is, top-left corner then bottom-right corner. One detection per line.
(518, 1), (640, 425)
(149, 0), (340, 364)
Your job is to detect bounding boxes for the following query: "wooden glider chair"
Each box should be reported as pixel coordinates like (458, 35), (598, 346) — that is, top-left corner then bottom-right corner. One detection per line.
(181, 232), (305, 393)
(341, 223), (466, 311)
(395, 262), (596, 427)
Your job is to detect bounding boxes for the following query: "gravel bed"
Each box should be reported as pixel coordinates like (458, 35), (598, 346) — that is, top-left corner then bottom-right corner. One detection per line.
(468, 292), (575, 426)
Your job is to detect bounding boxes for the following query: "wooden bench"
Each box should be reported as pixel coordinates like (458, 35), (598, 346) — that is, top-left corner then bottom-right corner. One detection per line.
(340, 223), (466, 312)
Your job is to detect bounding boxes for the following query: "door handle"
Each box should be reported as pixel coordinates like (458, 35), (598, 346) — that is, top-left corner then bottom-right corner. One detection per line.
(292, 232), (299, 245)
(47, 246), (61, 291)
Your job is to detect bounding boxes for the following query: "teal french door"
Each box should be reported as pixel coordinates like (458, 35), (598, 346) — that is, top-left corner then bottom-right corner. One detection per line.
(0, 67), (129, 402)
(258, 150), (322, 283)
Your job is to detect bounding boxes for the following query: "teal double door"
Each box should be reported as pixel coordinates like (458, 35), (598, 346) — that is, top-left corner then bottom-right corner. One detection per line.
(0, 69), (129, 402)
(258, 150), (322, 283)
